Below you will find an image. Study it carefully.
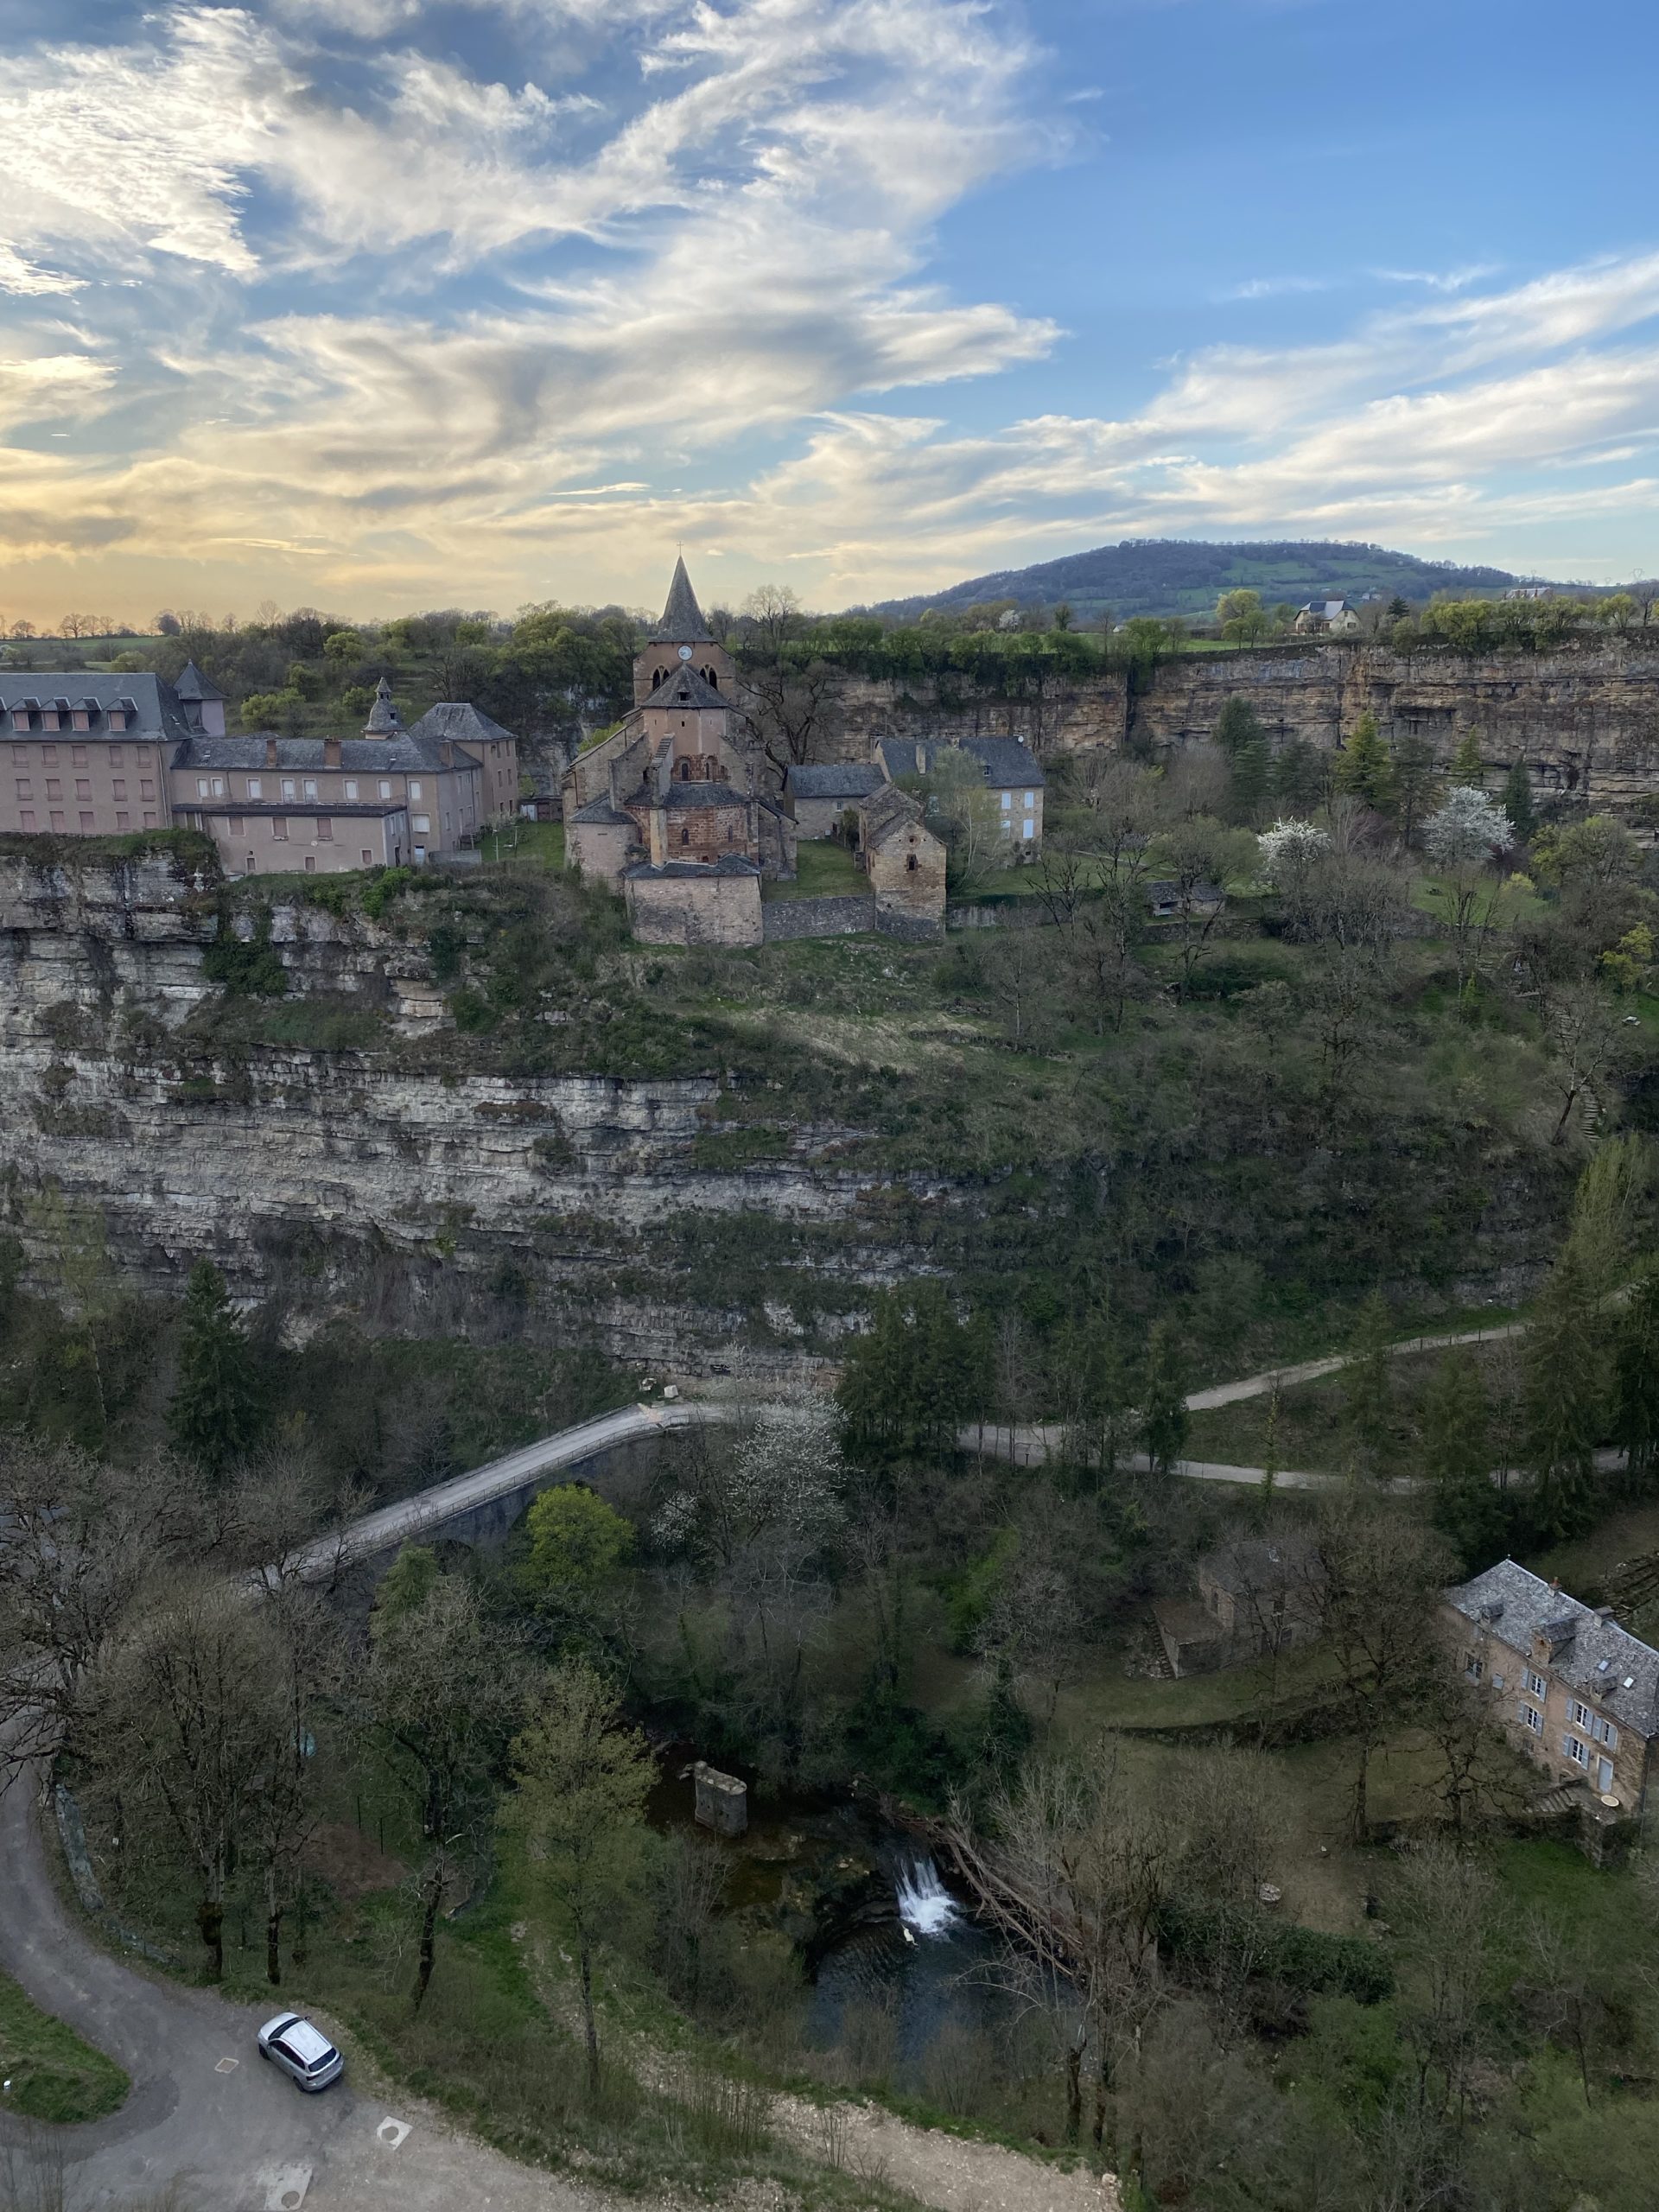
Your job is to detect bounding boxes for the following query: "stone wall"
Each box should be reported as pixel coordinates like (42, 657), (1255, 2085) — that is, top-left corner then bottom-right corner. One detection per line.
(624, 869), (763, 946)
(761, 893), (877, 941)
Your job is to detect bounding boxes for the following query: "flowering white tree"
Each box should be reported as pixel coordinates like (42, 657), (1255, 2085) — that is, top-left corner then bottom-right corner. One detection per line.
(1423, 786), (1513, 868)
(1257, 818), (1330, 885)
(1423, 786), (1515, 1000)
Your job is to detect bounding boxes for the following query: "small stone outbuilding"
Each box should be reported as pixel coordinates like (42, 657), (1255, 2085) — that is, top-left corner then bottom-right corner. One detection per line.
(856, 785), (946, 938)
(785, 761), (881, 840)
(624, 856), (763, 946)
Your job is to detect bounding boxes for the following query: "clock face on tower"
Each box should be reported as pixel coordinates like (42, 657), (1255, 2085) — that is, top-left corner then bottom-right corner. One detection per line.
(677, 645), (693, 661)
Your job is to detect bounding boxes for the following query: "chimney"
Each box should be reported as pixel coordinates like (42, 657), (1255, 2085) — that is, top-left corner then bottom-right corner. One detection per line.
(264, 737), (278, 769)
(323, 736), (341, 769)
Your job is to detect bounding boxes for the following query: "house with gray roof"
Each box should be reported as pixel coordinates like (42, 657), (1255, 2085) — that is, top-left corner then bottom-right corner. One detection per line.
(874, 734), (1046, 859)
(1445, 1559), (1659, 1817)
(0, 670), (205, 842)
(783, 760), (880, 839)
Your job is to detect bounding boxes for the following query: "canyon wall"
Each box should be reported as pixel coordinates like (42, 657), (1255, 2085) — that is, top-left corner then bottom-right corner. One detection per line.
(813, 639), (1659, 817)
(0, 849), (913, 1376)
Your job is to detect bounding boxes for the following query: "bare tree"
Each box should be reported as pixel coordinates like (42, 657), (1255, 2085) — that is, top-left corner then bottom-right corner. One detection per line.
(1389, 1842), (1494, 2125)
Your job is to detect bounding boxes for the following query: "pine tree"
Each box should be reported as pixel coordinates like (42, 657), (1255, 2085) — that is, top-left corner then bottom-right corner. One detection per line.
(1502, 757), (1536, 844)
(1229, 737), (1272, 823)
(1340, 1293), (1395, 1474)
(1272, 735), (1325, 810)
(1332, 712), (1395, 811)
(1423, 1351), (1505, 1566)
(1390, 732), (1439, 847)
(1615, 1272), (1659, 1484)
(1214, 696), (1265, 757)
(1449, 728), (1485, 785)
(1140, 1320), (1188, 1477)
(168, 1259), (262, 1476)
(1522, 1249), (1610, 1542)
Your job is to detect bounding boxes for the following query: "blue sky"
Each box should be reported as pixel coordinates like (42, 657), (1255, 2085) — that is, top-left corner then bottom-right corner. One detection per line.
(0, 0), (1652, 624)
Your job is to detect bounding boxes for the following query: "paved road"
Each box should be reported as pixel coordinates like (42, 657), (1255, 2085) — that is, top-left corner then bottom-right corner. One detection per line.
(285, 1401), (721, 1582)
(1183, 1320), (1528, 1413)
(0, 1740), (613, 2211)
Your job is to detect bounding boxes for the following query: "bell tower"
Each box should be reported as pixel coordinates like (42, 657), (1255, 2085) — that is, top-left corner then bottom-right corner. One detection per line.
(633, 556), (737, 705)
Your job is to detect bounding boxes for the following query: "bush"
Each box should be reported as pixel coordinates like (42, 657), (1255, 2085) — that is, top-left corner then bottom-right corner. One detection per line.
(1158, 1898), (1395, 2003)
(202, 909), (287, 996)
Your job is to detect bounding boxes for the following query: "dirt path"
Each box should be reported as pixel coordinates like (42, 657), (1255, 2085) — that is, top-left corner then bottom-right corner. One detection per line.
(770, 2093), (1117, 2212)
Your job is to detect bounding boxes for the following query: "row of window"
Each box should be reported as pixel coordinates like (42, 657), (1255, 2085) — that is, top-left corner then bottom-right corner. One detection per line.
(6, 707), (135, 735)
(997, 791), (1039, 809)
(1465, 1656), (1620, 1755)
(196, 774), (429, 803)
(10, 742), (142, 765)
(19, 810), (159, 832)
(17, 779), (156, 803)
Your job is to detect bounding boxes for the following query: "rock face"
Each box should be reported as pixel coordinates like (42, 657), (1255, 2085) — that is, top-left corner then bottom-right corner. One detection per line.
(0, 849), (908, 1374)
(810, 639), (1659, 819)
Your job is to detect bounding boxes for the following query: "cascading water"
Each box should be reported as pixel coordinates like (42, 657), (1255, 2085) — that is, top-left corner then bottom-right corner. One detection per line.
(894, 1855), (960, 1937)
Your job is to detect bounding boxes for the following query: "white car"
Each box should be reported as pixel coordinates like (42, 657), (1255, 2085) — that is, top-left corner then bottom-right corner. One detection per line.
(257, 2012), (344, 2092)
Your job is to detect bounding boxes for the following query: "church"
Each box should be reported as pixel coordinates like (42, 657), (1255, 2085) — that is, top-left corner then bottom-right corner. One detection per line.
(563, 558), (797, 943)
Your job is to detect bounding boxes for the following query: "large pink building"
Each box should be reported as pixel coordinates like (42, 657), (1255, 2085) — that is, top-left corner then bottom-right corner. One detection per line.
(0, 668), (517, 876)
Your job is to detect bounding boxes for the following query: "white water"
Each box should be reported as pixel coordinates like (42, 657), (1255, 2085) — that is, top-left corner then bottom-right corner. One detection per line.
(894, 1856), (960, 1937)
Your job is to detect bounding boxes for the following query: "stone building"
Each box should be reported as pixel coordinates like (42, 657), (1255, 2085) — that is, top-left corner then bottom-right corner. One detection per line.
(855, 785), (946, 937)
(783, 760), (880, 839)
(170, 680), (518, 876)
(874, 734), (1046, 858)
(563, 559), (795, 943)
(1445, 1559), (1659, 1816)
(0, 666), (516, 876)
(1153, 1535), (1321, 1679)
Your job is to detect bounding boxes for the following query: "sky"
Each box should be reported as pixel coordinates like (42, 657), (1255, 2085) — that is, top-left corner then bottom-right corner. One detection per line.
(0, 0), (1654, 626)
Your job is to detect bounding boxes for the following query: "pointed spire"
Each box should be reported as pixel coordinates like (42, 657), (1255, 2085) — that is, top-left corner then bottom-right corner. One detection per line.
(173, 658), (223, 702)
(650, 554), (713, 643)
(364, 674), (402, 737)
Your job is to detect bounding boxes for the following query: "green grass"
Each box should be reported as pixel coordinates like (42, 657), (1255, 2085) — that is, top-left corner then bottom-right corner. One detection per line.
(483, 819), (564, 870)
(0, 1969), (128, 2124)
(764, 841), (865, 899)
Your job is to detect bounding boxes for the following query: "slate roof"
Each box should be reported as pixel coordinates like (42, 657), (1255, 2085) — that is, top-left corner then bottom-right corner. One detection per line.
(170, 734), (481, 773)
(875, 735), (1045, 789)
(649, 556), (714, 644)
(1447, 1559), (1659, 1739)
(0, 671), (193, 743)
(645, 664), (728, 711)
(1148, 879), (1224, 906)
(173, 658), (225, 703)
(662, 782), (747, 810)
(625, 855), (760, 879)
(786, 763), (880, 799)
(1202, 1534), (1317, 1598)
(860, 784), (929, 844)
(408, 702), (516, 747)
(569, 796), (637, 827)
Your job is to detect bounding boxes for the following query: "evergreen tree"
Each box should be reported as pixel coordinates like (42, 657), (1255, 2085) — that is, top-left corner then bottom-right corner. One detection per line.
(1340, 1293), (1395, 1474)
(1272, 735), (1325, 810)
(1140, 1319), (1188, 1477)
(1228, 737), (1272, 823)
(1389, 732), (1439, 847)
(1332, 712), (1395, 811)
(1213, 696), (1265, 757)
(1423, 1351), (1504, 1565)
(167, 1259), (261, 1476)
(1448, 728), (1486, 785)
(1522, 1249), (1610, 1542)
(1501, 757), (1536, 844)
(1615, 1272), (1659, 1484)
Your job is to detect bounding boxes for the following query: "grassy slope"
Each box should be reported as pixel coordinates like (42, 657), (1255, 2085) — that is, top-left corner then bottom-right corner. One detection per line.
(0, 1970), (128, 2123)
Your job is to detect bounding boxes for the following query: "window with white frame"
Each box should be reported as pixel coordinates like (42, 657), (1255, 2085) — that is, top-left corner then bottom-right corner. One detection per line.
(1000, 791), (1011, 810)
(196, 777), (209, 798)
(302, 778), (318, 801)
(1570, 1700), (1592, 1729)
(1465, 1653), (1484, 1680)
(412, 815), (430, 834)
(281, 778), (296, 800)
(1525, 1669), (1547, 1697)
(345, 779), (359, 800)
(1564, 1735), (1590, 1768)
(409, 780), (423, 800)
(1522, 1705), (1543, 1734)
(247, 776), (263, 800)
(379, 779), (392, 798)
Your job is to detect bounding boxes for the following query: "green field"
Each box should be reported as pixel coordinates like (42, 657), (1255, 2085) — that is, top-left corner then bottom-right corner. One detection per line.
(764, 840), (865, 899)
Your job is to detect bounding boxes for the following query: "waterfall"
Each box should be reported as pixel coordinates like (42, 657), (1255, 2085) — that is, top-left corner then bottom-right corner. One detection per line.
(894, 1856), (960, 1937)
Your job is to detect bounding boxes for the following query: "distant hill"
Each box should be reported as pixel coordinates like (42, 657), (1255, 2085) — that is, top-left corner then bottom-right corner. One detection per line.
(866, 539), (1554, 624)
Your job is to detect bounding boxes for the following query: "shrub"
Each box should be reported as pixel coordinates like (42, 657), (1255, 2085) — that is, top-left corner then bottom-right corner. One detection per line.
(203, 908), (287, 996)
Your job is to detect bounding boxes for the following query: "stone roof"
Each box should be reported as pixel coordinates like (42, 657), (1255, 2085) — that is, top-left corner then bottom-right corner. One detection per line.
(649, 556), (714, 644)
(1447, 1559), (1659, 1739)
(364, 676), (402, 735)
(170, 734), (480, 773)
(0, 672), (193, 743)
(172, 658), (225, 703)
(1148, 879), (1224, 906)
(875, 735), (1045, 789)
(625, 855), (760, 880)
(569, 796), (637, 827)
(645, 664), (728, 711)
(860, 783), (930, 846)
(787, 763), (880, 799)
(662, 782), (747, 810)
(1201, 1534), (1317, 1599)
(408, 702), (516, 747)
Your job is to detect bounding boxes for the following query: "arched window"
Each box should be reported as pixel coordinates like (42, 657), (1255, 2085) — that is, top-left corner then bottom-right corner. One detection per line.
(906, 852), (918, 873)
(680, 826), (690, 844)
(652, 667), (664, 690)
(704, 667), (718, 689)
(678, 758), (691, 780)
(703, 756), (717, 780)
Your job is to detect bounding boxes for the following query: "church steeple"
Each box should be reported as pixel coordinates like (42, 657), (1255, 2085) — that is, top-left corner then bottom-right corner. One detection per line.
(650, 555), (713, 644)
(363, 675), (402, 736)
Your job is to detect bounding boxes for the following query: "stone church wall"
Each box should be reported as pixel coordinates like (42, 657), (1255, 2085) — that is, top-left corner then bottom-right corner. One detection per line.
(625, 870), (762, 946)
